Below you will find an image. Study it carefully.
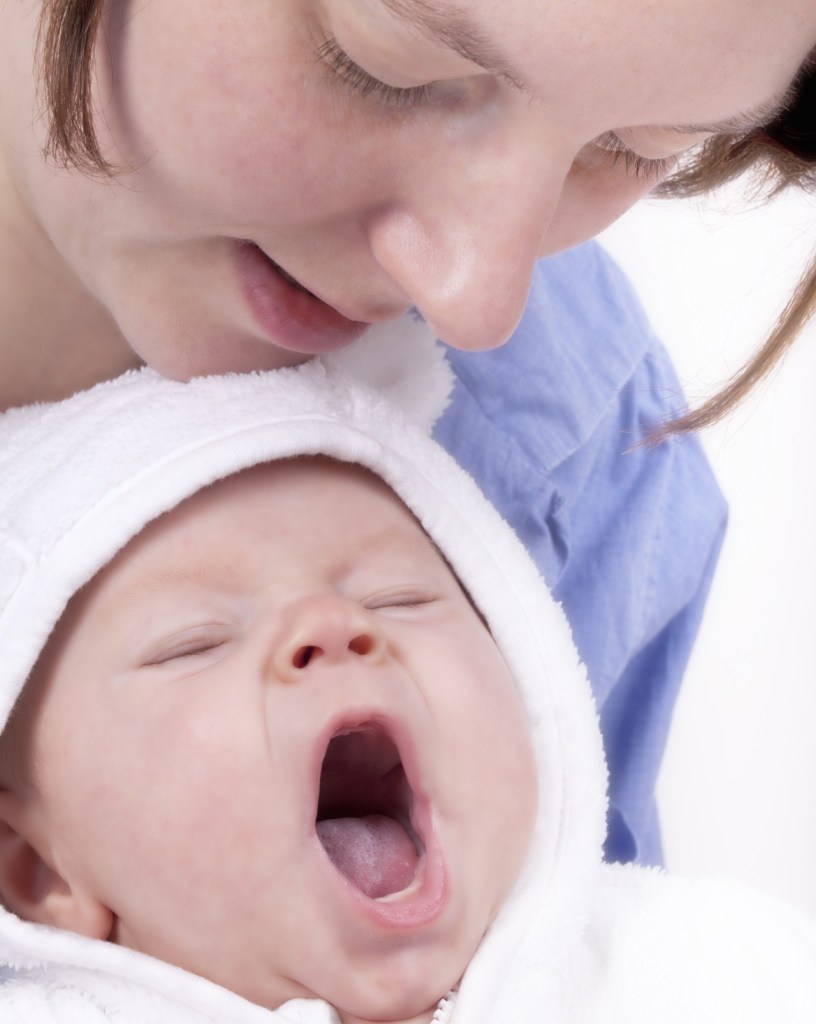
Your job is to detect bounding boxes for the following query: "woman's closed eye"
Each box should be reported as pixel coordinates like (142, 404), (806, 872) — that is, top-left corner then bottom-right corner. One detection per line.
(316, 36), (434, 109)
(592, 131), (679, 181)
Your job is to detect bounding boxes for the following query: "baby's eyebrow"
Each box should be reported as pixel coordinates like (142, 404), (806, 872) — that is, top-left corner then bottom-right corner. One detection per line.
(343, 525), (431, 564)
(378, 0), (528, 91)
(103, 559), (221, 615)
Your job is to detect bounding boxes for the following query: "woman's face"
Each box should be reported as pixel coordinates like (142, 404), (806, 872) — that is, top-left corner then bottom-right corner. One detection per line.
(8, 0), (816, 376)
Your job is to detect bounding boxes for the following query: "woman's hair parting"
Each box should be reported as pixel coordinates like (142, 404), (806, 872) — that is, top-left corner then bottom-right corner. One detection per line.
(36, 0), (816, 433)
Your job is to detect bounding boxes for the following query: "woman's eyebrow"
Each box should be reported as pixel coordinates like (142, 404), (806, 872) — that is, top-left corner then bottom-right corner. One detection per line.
(666, 90), (793, 136)
(379, 0), (528, 91)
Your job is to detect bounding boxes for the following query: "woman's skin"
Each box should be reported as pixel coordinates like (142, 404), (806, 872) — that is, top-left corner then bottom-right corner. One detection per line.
(1, 0), (815, 409)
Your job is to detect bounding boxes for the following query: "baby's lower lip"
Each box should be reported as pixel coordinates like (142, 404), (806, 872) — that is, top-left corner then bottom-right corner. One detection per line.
(320, 807), (447, 932)
(233, 241), (370, 355)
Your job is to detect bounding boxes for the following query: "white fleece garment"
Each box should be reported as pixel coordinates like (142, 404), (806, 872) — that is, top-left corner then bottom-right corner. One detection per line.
(0, 317), (814, 1023)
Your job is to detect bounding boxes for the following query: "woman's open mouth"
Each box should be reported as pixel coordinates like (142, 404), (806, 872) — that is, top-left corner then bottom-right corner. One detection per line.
(233, 241), (370, 355)
(315, 724), (424, 900)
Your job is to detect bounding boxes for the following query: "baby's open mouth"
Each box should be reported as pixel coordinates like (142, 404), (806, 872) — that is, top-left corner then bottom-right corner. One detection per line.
(316, 724), (422, 900)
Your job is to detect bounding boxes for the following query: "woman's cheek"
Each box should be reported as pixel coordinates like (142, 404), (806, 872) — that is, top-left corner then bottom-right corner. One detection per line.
(540, 148), (664, 256)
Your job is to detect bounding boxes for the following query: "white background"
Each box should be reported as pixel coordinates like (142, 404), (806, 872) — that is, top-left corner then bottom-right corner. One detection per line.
(600, 183), (816, 916)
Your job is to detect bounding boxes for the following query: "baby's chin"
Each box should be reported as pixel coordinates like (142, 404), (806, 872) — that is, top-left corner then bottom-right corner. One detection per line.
(320, 969), (462, 1024)
(110, 908), (470, 1023)
(333, 998), (446, 1024)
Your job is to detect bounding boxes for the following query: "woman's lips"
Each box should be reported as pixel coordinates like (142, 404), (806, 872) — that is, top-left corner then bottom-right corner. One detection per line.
(233, 241), (371, 355)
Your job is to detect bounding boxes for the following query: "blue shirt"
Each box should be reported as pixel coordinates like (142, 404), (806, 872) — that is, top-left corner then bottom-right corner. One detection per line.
(433, 241), (727, 866)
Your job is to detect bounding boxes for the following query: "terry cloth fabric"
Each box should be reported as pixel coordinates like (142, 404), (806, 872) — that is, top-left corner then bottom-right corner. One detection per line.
(0, 318), (814, 1023)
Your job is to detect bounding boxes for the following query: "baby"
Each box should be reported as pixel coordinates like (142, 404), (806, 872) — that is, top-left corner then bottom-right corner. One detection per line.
(0, 331), (814, 1024)
(0, 454), (536, 1024)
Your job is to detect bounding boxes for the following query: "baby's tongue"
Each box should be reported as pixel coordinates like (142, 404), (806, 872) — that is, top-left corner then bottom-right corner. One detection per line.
(317, 815), (418, 898)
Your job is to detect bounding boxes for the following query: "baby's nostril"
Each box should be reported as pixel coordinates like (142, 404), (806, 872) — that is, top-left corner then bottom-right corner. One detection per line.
(292, 645), (317, 668)
(349, 635), (374, 656)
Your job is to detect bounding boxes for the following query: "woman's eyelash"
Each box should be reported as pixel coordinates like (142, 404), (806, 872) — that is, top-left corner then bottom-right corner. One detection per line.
(315, 46), (675, 177)
(316, 37), (433, 109)
(593, 131), (676, 182)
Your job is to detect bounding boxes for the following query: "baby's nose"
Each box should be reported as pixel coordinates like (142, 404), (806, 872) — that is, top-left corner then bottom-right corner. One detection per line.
(271, 595), (387, 683)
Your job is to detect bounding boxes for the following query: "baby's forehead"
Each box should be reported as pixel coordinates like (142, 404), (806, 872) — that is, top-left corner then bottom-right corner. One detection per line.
(15, 453), (477, 722)
(74, 456), (448, 604)
(166, 456), (407, 524)
(13, 455), (445, 690)
(142, 455), (427, 544)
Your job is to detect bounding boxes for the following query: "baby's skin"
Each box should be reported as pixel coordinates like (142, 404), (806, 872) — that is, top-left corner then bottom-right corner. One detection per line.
(2, 458), (537, 1024)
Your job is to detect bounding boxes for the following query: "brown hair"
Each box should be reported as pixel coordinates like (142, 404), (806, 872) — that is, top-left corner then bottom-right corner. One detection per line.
(654, 52), (816, 435)
(36, 0), (816, 431)
(38, 0), (110, 173)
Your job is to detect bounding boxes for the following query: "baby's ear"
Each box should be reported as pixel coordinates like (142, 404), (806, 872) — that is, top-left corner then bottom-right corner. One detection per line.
(0, 788), (112, 939)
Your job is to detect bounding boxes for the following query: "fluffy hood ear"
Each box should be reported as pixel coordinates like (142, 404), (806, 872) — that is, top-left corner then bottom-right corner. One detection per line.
(0, 316), (607, 1017)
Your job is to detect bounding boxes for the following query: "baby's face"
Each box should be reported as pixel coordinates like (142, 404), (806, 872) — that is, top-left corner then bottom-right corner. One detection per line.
(26, 459), (537, 1022)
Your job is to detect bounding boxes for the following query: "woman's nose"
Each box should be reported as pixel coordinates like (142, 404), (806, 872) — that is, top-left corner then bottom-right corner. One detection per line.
(367, 115), (569, 350)
(270, 595), (387, 684)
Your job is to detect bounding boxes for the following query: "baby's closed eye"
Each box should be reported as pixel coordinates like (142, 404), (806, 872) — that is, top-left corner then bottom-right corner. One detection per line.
(361, 586), (443, 619)
(141, 625), (233, 666)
